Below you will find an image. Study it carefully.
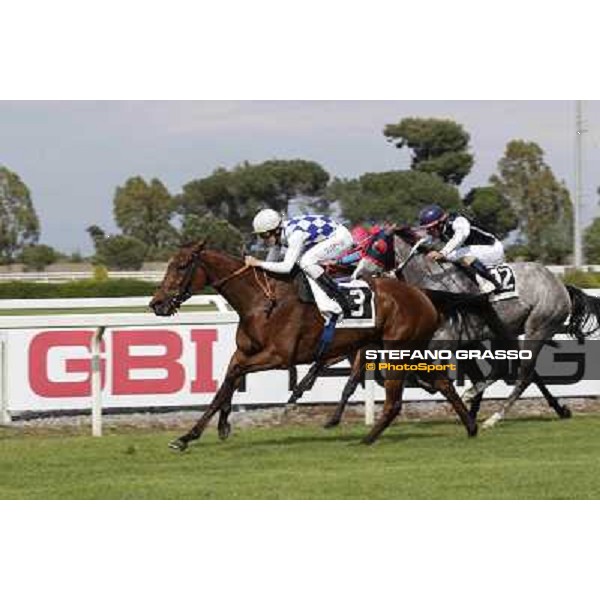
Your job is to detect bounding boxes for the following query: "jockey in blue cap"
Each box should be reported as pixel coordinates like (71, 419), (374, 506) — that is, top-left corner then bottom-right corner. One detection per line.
(418, 204), (504, 292)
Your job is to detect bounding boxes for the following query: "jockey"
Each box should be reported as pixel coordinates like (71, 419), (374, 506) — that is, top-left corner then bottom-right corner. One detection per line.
(418, 204), (504, 291)
(245, 208), (354, 316)
(349, 224), (395, 280)
(336, 225), (372, 268)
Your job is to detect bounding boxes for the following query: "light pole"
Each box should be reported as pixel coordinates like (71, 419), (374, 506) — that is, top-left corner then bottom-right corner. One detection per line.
(574, 100), (584, 267)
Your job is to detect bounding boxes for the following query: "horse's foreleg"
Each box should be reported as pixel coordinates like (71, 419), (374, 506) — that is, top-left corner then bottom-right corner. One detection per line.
(362, 375), (405, 445)
(458, 359), (484, 419)
(169, 375), (239, 451)
(169, 349), (280, 451)
(460, 347), (509, 419)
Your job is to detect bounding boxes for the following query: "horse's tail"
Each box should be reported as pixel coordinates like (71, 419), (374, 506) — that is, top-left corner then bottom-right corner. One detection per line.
(565, 285), (600, 341)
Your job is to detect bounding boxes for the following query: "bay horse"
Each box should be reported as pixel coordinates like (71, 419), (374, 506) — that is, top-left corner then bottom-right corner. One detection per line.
(149, 241), (477, 450)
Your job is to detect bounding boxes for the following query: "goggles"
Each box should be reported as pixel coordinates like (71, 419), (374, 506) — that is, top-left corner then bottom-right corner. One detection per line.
(258, 229), (278, 240)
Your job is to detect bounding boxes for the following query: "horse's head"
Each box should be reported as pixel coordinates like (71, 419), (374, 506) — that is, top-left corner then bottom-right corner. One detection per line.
(149, 241), (208, 316)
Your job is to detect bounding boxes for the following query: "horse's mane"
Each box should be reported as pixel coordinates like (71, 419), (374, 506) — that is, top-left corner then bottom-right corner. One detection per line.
(394, 225), (420, 245)
(179, 240), (246, 264)
(392, 232), (479, 294)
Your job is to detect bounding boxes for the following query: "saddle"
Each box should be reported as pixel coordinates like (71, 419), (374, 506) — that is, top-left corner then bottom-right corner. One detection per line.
(292, 267), (317, 304)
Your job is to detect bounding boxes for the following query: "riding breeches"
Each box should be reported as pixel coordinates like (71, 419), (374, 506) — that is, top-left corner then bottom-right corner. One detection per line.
(299, 226), (353, 279)
(445, 240), (504, 267)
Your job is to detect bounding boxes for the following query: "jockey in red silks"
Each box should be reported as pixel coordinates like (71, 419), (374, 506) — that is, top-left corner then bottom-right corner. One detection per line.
(336, 225), (372, 267)
(337, 224), (395, 279)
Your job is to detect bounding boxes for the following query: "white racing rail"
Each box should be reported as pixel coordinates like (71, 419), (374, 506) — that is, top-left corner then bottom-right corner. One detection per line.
(2, 289), (600, 435)
(0, 295), (235, 435)
(0, 265), (599, 283)
(0, 295), (378, 432)
(0, 294), (231, 313)
(0, 271), (165, 283)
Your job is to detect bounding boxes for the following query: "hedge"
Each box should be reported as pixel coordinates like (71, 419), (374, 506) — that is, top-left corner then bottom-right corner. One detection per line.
(0, 279), (219, 299)
(0, 279), (162, 299)
(561, 270), (600, 289)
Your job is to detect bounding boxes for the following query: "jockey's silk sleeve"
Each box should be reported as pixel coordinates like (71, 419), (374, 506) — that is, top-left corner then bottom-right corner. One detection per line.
(259, 230), (308, 274)
(265, 246), (284, 262)
(440, 216), (470, 256)
(339, 251), (361, 265)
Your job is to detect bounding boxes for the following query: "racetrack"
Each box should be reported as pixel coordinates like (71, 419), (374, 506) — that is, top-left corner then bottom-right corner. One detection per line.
(2, 414), (600, 499)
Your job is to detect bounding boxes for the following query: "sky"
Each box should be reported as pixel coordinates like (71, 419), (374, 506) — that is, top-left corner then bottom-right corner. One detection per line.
(1, 100), (599, 255)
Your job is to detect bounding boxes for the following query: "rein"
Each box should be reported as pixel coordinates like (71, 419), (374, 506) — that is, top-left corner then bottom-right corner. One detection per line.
(202, 260), (277, 316)
(212, 265), (251, 288)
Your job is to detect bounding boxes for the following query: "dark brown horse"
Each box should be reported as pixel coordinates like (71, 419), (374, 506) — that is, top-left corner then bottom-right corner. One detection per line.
(149, 241), (477, 450)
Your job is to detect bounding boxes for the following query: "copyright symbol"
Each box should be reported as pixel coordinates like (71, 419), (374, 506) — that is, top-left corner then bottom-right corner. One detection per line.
(365, 363), (376, 371)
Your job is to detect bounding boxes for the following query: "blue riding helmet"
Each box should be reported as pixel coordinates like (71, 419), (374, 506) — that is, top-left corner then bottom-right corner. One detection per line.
(419, 204), (446, 227)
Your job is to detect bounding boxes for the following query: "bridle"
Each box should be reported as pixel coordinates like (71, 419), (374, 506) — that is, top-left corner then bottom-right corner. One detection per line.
(175, 251), (277, 315)
(174, 248), (204, 306)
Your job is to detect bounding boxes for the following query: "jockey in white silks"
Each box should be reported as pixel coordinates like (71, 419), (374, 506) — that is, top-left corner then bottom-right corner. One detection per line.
(418, 204), (504, 292)
(244, 209), (354, 318)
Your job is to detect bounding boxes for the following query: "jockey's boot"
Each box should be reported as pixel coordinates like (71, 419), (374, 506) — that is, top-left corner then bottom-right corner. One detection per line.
(469, 259), (503, 292)
(315, 272), (353, 317)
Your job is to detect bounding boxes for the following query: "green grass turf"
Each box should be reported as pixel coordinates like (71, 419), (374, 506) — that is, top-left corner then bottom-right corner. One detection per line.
(1, 415), (600, 499)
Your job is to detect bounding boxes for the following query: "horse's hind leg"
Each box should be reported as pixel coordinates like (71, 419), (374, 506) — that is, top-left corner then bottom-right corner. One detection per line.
(217, 375), (243, 440)
(482, 338), (545, 429)
(532, 372), (572, 419)
(288, 363), (322, 405)
(362, 375), (405, 445)
(427, 373), (477, 437)
(324, 353), (361, 429)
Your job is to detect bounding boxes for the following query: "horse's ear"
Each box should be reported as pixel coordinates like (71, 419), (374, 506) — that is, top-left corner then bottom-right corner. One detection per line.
(240, 235), (248, 258)
(193, 240), (206, 252)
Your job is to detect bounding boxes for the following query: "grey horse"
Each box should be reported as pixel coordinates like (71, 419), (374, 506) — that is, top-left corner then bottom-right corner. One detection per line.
(289, 228), (600, 428)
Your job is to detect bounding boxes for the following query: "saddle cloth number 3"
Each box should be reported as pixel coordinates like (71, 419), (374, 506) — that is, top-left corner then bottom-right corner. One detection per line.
(348, 288), (373, 319)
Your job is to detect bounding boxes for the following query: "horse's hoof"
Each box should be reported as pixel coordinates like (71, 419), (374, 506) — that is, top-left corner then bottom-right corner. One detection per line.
(218, 423), (231, 440)
(468, 424), (478, 437)
(323, 419), (340, 429)
(482, 413), (501, 429)
(560, 406), (572, 419)
(361, 436), (377, 445)
(168, 439), (188, 452)
(461, 389), (477, 403)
